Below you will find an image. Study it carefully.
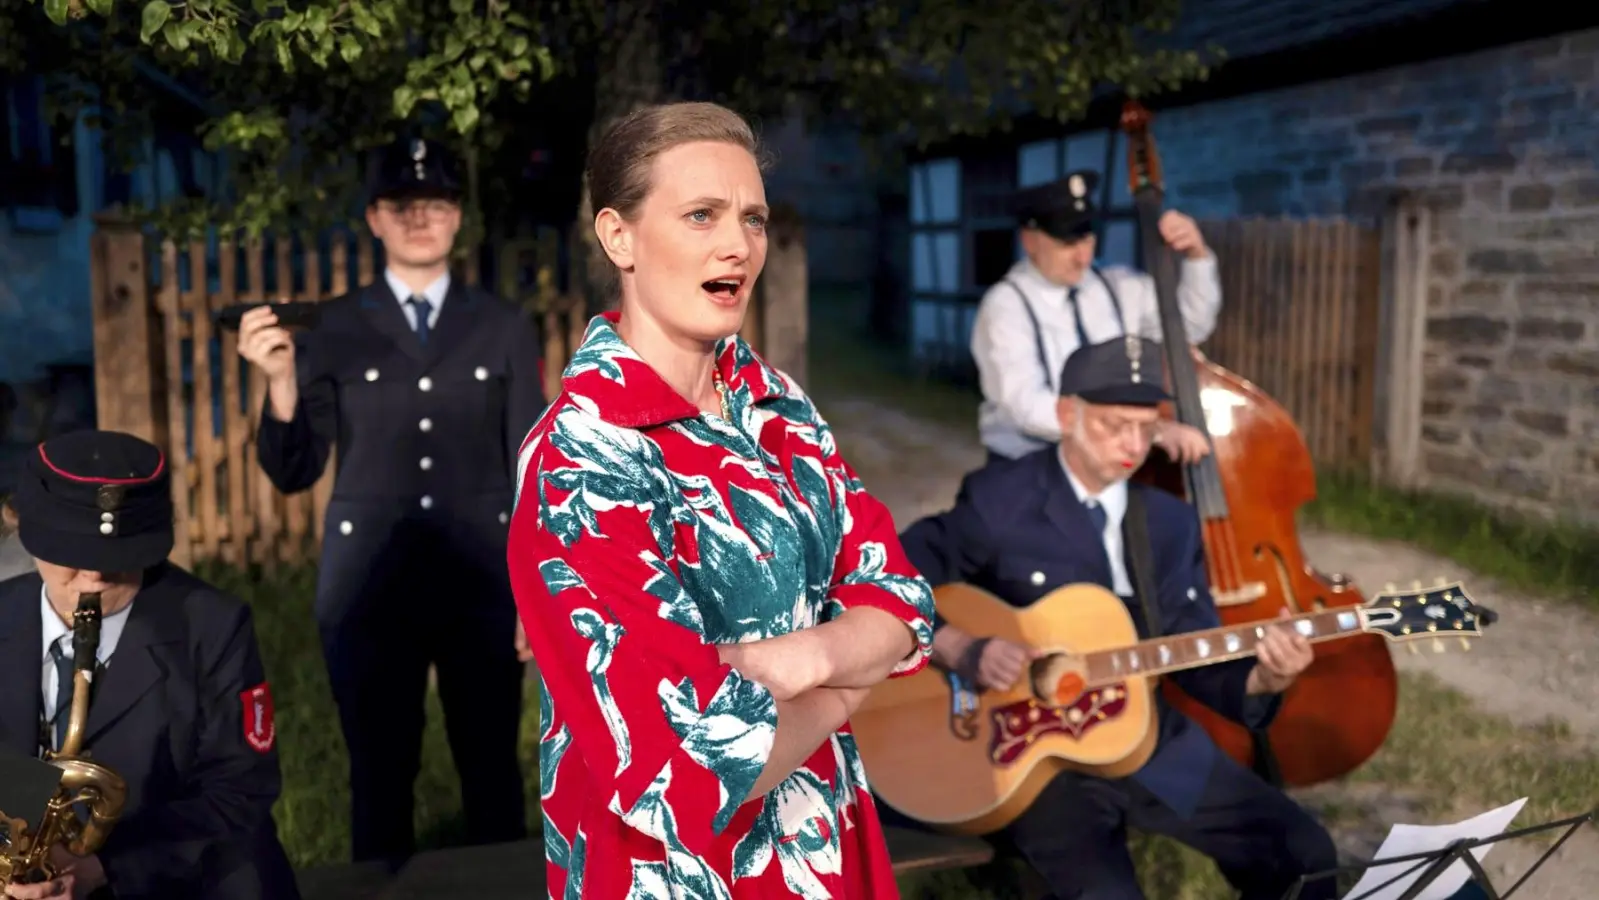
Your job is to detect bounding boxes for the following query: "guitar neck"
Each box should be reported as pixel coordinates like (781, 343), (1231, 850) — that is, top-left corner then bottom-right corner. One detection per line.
(1083, 607), (1368, 684)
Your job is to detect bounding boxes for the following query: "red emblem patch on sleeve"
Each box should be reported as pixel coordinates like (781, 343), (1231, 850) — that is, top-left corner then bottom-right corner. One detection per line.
(240, 682), (276, 753)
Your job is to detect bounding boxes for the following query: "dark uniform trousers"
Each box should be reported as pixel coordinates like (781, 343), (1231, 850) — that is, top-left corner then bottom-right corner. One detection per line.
(0, 566), (300, 900)
(893, 449), (1339, 900)
(257, 280), (546, 863)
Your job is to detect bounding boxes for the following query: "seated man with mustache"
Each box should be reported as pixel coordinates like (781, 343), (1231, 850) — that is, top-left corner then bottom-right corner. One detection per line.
(894, 336), (1339, 900)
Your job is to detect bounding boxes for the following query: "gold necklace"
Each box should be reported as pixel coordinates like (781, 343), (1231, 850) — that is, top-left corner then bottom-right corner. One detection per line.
(712, 371), (731, 420)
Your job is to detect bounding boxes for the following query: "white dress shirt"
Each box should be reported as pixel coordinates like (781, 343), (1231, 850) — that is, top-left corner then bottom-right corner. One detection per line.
(1059, 452), (1133, 597)
(972, 255), (1222, 459)
(385, 268), (450, 331)
(40, 586), (133, 749)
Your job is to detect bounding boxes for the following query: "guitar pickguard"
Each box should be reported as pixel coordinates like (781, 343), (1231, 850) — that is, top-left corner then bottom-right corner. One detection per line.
(989, 685), (1130, 766)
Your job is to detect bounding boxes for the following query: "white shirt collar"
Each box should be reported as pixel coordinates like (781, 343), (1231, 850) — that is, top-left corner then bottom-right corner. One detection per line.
(40, 584), (135, 664)
(1058, 449), (1129, 527)
(384, 268), (450, 309)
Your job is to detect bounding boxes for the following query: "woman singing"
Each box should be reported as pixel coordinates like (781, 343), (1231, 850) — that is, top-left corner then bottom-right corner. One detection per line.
(506, 102), (936, 898)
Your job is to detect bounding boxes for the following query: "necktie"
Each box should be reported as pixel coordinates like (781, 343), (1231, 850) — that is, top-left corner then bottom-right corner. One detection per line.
(407, 296), (434, 345)
(49, 638), (74, 752)
(1085, 500), (1107, 537)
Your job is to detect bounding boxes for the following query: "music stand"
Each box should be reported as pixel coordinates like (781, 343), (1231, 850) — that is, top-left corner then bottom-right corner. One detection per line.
(1278, 811), (1594, 900)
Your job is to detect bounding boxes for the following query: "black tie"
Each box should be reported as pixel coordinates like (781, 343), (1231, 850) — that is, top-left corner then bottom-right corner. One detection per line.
(407, 296), (434, 345)
(1085, 500), (1107, 537)
(48, 638), (74, 752)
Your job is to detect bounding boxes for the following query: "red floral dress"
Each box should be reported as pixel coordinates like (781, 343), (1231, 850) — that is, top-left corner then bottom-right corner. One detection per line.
(508, 312), (936, 899)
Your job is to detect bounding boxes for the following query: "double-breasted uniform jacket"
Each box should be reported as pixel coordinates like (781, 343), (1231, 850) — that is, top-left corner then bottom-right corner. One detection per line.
(256, 278), (547, 629)
(0, 565), (299, 900)
(897, 448), (1281, 819)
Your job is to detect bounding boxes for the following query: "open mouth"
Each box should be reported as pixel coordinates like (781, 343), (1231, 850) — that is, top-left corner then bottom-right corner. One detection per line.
(701, 278), (745, 303)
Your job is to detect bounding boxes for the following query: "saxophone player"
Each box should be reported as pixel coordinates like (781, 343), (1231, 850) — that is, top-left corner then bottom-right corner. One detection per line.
(0, 431), (299, 900)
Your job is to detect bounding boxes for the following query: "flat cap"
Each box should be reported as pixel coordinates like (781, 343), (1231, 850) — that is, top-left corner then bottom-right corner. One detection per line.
(368, 135), (463, 204)
(1014, 170), (1100, 241)
(12, 430), (174, 572)
(1058, 335), (1172, 407)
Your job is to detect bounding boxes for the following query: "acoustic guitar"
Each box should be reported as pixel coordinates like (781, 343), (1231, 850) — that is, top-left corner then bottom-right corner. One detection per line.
(852, 579), (1495, 835)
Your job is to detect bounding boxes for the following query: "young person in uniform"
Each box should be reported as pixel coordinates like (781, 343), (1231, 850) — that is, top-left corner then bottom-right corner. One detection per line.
(0, 430), (298, 900)
(896, 337), (1339, 900)
(506, 101), (936, 898)
(235, 135), (544, 866)
(970, 171), (1217, 466)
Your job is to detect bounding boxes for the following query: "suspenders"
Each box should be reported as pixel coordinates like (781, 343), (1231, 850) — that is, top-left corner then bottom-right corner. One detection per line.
(999, 266), (1124, 393)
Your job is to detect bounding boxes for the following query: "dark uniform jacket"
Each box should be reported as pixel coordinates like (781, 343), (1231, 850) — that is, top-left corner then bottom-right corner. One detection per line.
(898, 448), (1281, 818)
(256, 278), (546, 624)
(0, 565), (299, 899)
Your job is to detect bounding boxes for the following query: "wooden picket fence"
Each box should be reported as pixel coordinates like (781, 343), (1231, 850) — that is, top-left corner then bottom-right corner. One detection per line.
(117, 227), (590, 569)
(87, 212), (807, 570)
(1197, 217), (1382, 468)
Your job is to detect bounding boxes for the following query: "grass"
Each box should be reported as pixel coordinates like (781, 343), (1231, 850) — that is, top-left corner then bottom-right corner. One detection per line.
(220, 286), (1599, 886)
(192, 558), (545, 870)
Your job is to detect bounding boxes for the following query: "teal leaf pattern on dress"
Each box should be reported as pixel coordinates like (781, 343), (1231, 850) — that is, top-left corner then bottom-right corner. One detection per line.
(569, 607), (632, 777)
(620, 764), (736, 900)
(659, 673), (778, 834)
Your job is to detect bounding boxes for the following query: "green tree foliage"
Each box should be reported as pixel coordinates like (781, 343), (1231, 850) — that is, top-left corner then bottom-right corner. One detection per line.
(6, 0), (1214, 241)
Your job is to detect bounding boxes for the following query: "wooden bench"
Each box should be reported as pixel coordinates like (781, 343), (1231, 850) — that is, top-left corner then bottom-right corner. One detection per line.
(295, 827), (995, 898)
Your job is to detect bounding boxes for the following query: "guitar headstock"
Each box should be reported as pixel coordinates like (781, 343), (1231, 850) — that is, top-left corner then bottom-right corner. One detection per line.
(1360, 578), (1497, 652)
(1119, 99), (1164, 197)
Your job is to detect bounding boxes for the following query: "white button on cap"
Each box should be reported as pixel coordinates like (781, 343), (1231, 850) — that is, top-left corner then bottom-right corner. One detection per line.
(100, 512), (113, 523)
(98, 523), (113, 535)
(498, 511), (509, 525)
(474, 366), (488, 380)
(419, 457), (433, 470)
(365, 368), (379, 382)
(418, 377), (432, 391)
(339, 520), (353, 535)
(1030, 571), (1045, 586)
(420, 495), (433, 510)
(419, 418), (432, 432)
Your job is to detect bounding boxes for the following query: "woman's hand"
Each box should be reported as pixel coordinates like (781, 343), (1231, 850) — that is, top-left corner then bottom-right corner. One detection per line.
(718, 631), (833, 701)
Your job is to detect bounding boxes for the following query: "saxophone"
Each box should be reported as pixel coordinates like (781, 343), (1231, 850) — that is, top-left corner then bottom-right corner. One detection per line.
(0, 592), (129, 884)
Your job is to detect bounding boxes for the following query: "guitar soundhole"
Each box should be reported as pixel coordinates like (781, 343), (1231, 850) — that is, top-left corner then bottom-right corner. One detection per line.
(987, 685), (1131, 766)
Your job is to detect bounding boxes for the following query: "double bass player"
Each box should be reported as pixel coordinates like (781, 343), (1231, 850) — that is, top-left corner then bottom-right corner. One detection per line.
(969, 170), (1215, 467)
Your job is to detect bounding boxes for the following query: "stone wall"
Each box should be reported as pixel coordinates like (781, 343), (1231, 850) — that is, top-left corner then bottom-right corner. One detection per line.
(1125, 28), (1599, 520)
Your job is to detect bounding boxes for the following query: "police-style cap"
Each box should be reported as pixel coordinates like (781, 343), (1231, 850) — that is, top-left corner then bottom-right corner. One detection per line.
(1014, 170), (1099, 241)
(1058, 336), (1172, 407)
(368, 136), (463, 204)
(12, 430), (174, 572)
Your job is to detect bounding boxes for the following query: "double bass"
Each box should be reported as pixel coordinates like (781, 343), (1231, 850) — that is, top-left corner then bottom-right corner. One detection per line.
(1119, 100), (1400, 787)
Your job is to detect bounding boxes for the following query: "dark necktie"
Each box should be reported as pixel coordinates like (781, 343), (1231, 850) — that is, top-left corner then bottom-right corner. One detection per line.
(407, 296), (434, 345)
(48, 638), (74, 752)
(1085, 500), (1107, 537)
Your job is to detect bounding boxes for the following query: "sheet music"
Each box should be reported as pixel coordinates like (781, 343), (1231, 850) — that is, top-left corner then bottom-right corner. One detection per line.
(1344, 798), (1528, 900)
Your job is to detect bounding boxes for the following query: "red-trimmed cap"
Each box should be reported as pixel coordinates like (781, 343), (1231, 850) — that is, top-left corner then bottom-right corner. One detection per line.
(12, 430), (174, 572)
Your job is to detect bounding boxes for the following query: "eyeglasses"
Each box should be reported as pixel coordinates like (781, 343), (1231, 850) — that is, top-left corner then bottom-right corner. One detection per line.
(378, 199), (459, 218)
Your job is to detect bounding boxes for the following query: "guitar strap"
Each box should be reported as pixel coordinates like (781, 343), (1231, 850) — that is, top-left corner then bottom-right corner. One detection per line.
(1123, 486), (1163, 640)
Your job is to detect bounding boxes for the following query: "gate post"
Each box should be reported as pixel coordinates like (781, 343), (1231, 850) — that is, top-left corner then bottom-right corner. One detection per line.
(89, 215), (167, 447)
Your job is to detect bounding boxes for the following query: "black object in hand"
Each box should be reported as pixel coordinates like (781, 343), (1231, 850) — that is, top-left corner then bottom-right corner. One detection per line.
(214, 301), (322, 332)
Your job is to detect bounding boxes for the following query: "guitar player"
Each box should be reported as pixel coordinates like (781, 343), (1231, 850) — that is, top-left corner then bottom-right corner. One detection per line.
(894, 335), (1340, 900)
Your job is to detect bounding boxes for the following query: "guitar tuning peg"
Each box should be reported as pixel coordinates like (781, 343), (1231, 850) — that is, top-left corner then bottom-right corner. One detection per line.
(1435, 575), (1448, 586)
(1384, 582), (1397, 593)
(1411, 580), (1423, 590)
(1432, 638), (1445, 654)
